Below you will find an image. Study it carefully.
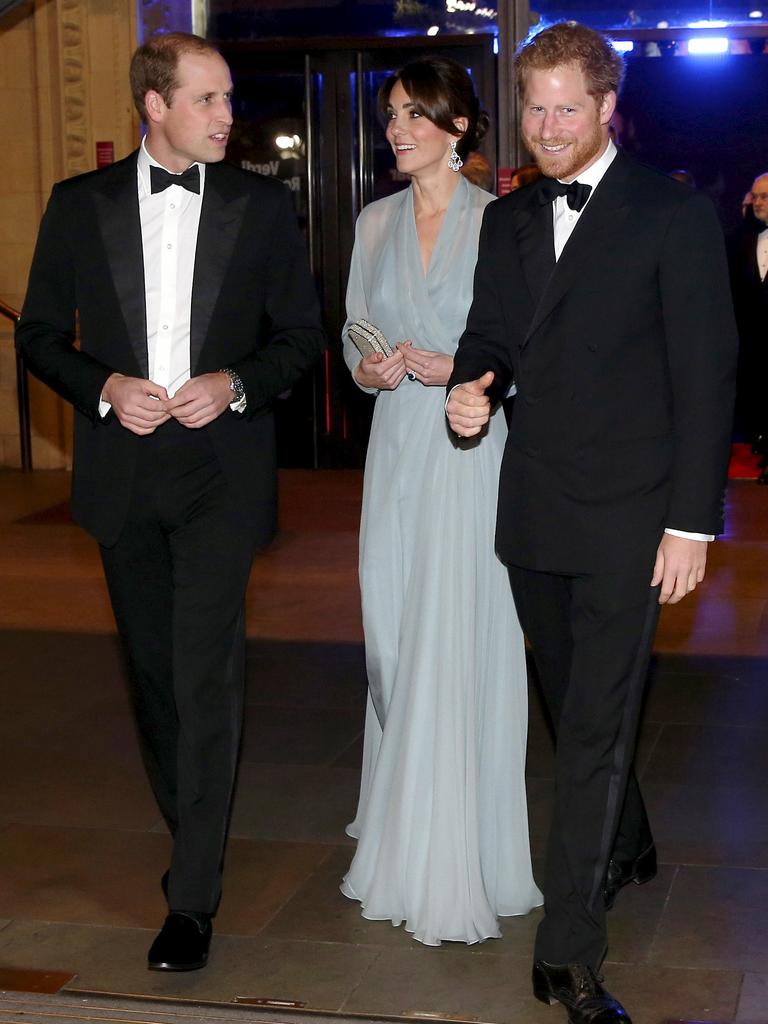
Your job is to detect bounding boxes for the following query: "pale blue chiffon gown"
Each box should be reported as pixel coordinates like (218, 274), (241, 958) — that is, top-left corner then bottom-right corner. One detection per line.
(341, 174), (542, 945)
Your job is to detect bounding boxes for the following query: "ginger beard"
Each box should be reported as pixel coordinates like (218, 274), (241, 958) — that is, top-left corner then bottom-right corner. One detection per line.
(523, 104), (604, 181)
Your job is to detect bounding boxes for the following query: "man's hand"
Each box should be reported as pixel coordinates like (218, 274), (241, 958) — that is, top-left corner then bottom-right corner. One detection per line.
(651, 533), (708, 604)
(102, 373), (170, 436)
(397, 342), (453, 387)
(164, 372), (234, 428)
(446, 371), (495, 438)
(353, 349), (407, 391)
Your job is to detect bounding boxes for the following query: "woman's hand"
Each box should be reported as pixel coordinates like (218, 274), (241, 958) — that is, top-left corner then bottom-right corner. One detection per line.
(398, 342), (454, 387)
(353, 349), (408, 391)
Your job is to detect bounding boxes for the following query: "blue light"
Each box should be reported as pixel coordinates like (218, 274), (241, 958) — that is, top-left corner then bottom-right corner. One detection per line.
(611, 40), (634, 53)
(688, 36), (729, 54)
(493, 33), (499, 54)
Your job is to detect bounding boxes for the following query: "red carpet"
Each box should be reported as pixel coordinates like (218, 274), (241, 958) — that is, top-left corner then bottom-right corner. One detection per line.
(728, 442), (762, 479)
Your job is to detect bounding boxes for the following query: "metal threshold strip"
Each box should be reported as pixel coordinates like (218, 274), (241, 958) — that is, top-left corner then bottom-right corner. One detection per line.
(0, 990), (496, 1024)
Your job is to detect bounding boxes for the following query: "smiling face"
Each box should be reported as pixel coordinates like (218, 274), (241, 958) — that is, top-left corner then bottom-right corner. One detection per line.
(752, 174), (768, 225)
(521, 63), (614, 181)
(144, 50), (233, 171)
(384, 79), (464, 181)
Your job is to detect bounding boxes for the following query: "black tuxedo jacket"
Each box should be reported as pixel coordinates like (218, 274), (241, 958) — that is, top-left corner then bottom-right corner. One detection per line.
(16, 152), (326, 547)
(449, 150), (737, 574)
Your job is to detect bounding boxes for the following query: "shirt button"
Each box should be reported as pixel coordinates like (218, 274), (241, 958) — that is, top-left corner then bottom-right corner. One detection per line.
(170, 203), (176, 209)
(162, 324), (169, 330)
(166, 243), (173, 249)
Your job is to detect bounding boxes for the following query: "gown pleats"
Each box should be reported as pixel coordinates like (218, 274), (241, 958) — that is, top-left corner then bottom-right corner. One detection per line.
(341, 177), (542, 945)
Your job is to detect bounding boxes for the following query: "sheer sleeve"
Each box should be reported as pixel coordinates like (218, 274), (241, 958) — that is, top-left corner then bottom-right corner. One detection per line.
(342, 199), (394, 394)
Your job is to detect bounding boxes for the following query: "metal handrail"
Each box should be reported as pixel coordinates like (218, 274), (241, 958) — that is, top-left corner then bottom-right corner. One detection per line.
(0, 298), (32, 472)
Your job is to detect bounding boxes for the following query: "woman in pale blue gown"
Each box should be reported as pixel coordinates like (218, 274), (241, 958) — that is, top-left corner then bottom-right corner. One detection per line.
(341, 57), (542, 946)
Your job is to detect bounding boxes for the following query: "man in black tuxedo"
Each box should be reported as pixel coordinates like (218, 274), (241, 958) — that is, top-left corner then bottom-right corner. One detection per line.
(728, 173), (768, 479)
(447, 22), (736, 1024)
(16, 33), (325, 972)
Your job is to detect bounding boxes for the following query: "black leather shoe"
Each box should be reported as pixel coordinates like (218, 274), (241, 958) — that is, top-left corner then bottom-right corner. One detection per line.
(533, 961), (631, 1023)
(602, 842), (657, 910)
(147, 913), (212, 971)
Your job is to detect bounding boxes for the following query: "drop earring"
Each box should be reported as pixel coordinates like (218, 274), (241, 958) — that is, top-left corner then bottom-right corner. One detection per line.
(448, 139), (463, 172)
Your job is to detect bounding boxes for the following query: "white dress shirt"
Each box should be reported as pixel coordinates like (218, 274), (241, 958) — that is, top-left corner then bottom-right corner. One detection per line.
(552, 140), (713, 543)
(100, 138), (244, 416)
(757, 226), (768, 281)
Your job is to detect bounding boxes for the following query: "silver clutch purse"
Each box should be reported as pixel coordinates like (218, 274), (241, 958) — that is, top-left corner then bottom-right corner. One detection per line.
(346, 319), (395, 360)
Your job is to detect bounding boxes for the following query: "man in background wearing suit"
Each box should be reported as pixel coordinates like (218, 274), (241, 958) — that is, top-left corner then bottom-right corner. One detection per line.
(728, 172), (768, 480)
(17, 32), (325, 972)
(447, 22), (736, 1024)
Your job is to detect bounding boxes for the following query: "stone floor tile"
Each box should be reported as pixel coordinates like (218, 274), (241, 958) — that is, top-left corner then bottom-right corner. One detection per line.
(331, 733), (363, 768)
(0, 823), (172, 928)
(240, 706), (362, 767)
(0, 921), (378, 1009)
(229, 764), (359, 845)
(603, 963), (741, 1024)
(605, 863), (677, 963)
(212, 838), (332, 936)
(644, 782), (768, 868)
(642, 723), (768, 788)
(245, 640), (367, 711)
(259, 847), (415, 948)
(644, 666), (768, 729)
(0, 825), (326, 935)
(0, 716), (159, 832)
(341, 946), (550, 1024)
(735, 971), (768, 1022)
(648, 865), (768, 972)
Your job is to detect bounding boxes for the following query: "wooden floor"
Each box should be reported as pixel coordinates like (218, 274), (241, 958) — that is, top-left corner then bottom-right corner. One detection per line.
(0, 467), (766, 1024)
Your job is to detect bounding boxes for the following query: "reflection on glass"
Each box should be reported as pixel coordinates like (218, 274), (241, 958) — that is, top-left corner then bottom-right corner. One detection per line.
(224, 72), (308, 232)
(208, 0), (498, 40)
(530, 0), (767, 31)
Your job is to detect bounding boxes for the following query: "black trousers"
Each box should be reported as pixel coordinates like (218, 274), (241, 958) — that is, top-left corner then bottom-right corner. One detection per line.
(100, 420), (259, 916)
(508, 564), (661, 969)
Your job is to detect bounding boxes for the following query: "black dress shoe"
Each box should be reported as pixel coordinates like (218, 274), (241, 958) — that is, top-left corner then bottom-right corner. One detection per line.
(533, 961), (631, 1024)
(147, 912), (212, 971)
(602, 842), (657, 910)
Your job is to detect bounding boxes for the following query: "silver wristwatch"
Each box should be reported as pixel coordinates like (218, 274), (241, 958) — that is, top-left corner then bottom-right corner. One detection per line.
(219, 367), (245, 402)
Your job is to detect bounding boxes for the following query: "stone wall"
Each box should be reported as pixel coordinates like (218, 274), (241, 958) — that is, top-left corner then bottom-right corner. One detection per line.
(0, 0), (137, 468)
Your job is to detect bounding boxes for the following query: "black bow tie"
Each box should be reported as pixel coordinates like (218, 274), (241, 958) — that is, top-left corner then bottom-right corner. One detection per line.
(538, 177), (592, 212)
(149, 164), (200, 195)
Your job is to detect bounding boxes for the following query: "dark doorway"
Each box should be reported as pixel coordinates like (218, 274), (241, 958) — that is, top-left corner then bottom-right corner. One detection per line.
(219, 35), (497, 469)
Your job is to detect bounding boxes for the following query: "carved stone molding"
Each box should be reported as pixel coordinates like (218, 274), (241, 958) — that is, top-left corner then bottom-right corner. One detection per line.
(59, 0), (90, 176)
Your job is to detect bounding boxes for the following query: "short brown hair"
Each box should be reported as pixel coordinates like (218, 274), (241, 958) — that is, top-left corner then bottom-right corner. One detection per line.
(130, 32), (221, 120)
(514, 21), (624, 102)
(378, 56), (490, 160)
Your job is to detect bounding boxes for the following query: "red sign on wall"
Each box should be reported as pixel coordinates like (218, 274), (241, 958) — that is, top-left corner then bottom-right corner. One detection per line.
(497, 168), (513, 197)
(96, 141), (115, 168)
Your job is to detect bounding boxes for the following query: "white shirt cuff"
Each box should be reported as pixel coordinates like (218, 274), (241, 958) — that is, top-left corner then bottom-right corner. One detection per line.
(98, 398), (111, 418)
(665, 527), (715, 542)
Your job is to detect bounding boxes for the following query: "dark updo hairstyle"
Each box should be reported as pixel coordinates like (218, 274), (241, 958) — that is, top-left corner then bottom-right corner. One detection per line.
(377, 56), (489, 161)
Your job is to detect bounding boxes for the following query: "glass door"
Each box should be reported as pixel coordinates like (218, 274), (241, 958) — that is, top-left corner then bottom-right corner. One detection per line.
(220, 36), (496, 468)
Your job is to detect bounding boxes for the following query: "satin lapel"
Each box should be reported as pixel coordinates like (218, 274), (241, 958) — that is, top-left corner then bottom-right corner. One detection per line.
(514, 193), (556, 311)
(523, 154), (631, 347)
(93, 152), (148, 377)
(190, 167), (249, 372)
